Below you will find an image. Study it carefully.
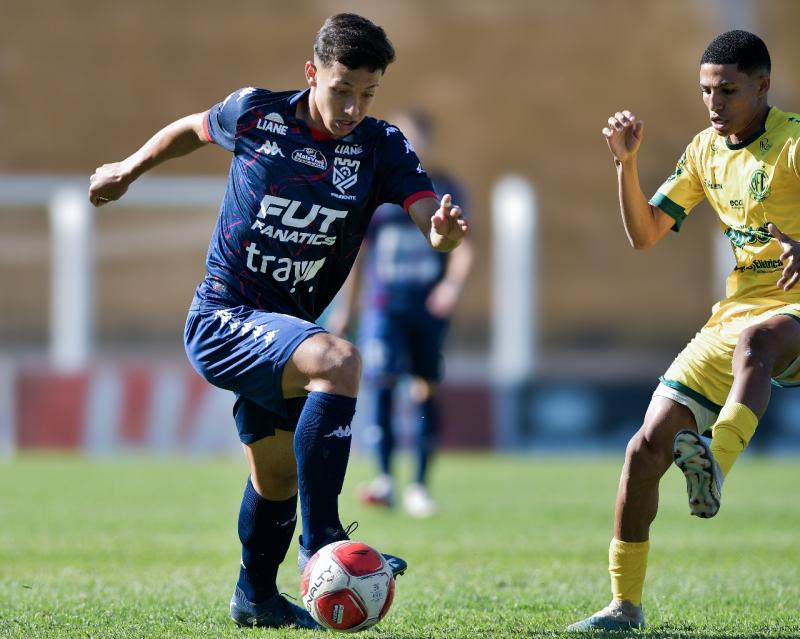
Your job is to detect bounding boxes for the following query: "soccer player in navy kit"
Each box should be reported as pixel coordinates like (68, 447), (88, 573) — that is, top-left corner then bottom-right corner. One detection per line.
(329, 110), (474, 518)
(88, 13), (468, 630)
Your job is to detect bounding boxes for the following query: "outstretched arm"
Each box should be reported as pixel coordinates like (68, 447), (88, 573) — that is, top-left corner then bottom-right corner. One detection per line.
(89, 111), (210, 206)
(407, 194), (469, 252)
(603, 110), (675, 249)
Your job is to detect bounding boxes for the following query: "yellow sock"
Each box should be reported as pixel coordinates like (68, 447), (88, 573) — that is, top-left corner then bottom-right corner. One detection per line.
(710, 402), (758, 477)
(608, 538), (649, 606)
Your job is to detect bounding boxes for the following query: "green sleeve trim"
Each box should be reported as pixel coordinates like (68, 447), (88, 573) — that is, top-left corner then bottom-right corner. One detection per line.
(649, 192), (687, 232)
(658, 377), (723, 413)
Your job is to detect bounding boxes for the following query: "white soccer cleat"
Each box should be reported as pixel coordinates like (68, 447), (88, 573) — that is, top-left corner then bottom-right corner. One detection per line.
(673, 429), (724, 518)
(566, 599), (644, 632)
(403, 483), (438, 519)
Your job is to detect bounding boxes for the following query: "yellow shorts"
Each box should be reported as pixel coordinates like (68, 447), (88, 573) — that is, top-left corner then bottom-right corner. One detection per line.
(660, 298), (800, 423)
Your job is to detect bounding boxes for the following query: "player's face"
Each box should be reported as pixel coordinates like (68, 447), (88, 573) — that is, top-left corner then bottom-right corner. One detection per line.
(305, 59), (383, 137)
(699, 63), (770, 140)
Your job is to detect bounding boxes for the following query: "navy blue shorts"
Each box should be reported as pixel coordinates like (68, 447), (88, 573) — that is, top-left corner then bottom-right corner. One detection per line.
(184, 299), (325, 444)
(359, 309), (448, 382)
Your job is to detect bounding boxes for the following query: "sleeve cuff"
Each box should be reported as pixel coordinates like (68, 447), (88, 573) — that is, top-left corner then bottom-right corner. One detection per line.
(402, 190), (438, 211)
(202, 111), (214, 144)
(649, 192), (687, 232)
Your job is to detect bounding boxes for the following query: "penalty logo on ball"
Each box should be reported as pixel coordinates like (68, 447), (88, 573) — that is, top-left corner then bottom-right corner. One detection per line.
(301, 540), (395, 632)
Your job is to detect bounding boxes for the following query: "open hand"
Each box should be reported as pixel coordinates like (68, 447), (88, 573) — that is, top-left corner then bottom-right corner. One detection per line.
(769, 222), (800, 291)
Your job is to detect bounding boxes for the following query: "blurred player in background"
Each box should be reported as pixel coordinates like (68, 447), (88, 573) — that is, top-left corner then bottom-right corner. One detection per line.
(88, 13), (468, 630)
(328, 109), (474, 519)
(569, 31), (800, 631)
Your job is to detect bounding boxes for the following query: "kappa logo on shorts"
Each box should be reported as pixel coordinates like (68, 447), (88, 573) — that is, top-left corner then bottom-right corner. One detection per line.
(252, 325), (279, 345)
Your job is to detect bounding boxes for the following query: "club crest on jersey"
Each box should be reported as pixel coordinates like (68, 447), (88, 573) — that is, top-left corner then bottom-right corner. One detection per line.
(256, 113), (288, 136)
(292, 147), (328, 170)
(749, 167), (771, 202)
(332, 157), (360, 194)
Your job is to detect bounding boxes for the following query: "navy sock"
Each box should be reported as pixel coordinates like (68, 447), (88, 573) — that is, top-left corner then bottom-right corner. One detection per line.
(236, 477), (297, 603)
(294, 391), (356, 552)
(374, 385), (394, 475)
(414, 396), (439, 485)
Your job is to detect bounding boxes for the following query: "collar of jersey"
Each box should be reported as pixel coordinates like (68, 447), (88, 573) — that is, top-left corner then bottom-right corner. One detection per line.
(725, 106), (774, 150)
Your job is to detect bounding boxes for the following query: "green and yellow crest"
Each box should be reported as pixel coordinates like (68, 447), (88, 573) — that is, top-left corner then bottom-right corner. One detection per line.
(749, 167), (771, 202)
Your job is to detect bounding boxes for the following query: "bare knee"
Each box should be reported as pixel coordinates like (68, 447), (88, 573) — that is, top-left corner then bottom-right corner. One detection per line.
(735, 324), (780, 374)
(252, 467), (297, 501)
(293, 333), (362, 397)
(623, 427), (673, 481)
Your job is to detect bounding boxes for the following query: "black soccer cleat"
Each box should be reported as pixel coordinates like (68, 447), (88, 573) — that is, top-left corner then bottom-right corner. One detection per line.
(229, 586), (320, 629)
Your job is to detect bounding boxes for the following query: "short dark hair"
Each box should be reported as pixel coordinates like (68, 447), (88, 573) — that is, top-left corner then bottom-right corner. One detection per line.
(700, 30), (771, 75)
(314, 13), (396, 73)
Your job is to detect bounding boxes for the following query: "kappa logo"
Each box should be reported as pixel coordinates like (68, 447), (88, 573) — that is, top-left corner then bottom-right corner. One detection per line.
(385, 125), (400, 136)
(324, 425), (352, 438)
(221, 87), (255, 109)
(256, 113), (289, 136)
(256, 140), (284, 157)
(403, 139), (415, 154)
(760, 138), (772, 152)
(332, 157), (360, 194)
(292, 147), (328, 170)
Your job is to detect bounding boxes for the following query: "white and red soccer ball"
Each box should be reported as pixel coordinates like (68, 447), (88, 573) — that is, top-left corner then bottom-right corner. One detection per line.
(300, 540), (395, 632)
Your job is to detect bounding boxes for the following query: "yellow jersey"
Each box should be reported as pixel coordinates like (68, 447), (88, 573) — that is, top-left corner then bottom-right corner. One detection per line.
(650, 106), (800, 305)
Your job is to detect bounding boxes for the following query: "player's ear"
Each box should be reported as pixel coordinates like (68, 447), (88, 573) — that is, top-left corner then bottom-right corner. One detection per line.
(759, 74), (770, 97)
(305, 61), (317, 88)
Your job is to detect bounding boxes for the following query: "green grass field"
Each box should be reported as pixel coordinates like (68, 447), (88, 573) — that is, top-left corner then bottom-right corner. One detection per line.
(1, 453), (798, 638)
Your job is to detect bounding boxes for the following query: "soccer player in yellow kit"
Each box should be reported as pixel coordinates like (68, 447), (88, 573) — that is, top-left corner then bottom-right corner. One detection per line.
(569, 30), (800, 631)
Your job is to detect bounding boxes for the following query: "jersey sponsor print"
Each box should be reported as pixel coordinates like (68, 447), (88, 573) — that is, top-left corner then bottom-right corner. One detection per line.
(198, 87), (436, 321)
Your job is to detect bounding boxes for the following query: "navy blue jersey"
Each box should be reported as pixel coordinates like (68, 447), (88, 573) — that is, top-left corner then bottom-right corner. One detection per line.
(362, 173), (467, 312)
(197, 87), (436, 321)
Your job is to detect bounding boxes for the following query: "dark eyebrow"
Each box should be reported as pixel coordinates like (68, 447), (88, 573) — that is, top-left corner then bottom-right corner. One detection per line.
(331, 79), (380, 90)
(700, 79), (737, 89)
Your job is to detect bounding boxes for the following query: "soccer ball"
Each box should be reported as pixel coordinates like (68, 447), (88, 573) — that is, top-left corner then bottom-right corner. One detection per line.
(300, 540), (395, 632)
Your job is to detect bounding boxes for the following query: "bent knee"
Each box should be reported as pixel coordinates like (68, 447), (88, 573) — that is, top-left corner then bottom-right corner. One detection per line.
(302, 334), (362, 395)
(737, 324), (779, 356)
(625, 428), (672, 476)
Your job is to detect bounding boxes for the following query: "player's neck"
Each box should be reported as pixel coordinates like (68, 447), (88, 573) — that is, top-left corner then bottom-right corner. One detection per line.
(295, 92), (333, 139)
(728, 103), (770, 146)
